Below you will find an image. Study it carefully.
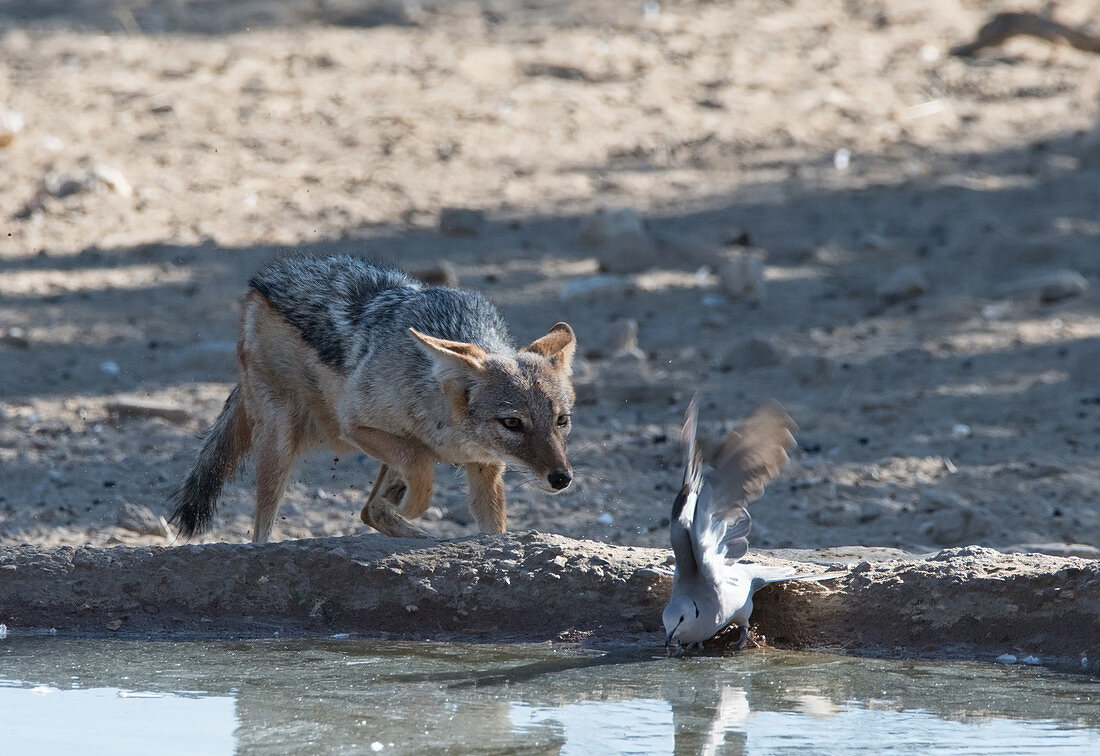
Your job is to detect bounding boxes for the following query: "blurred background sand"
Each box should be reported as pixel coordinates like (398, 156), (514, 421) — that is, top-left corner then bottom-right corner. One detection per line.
(1, 0), (1098, 556)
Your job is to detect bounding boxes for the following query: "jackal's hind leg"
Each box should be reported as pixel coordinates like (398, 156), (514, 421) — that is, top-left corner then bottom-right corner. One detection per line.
(252, 424), (299, 543)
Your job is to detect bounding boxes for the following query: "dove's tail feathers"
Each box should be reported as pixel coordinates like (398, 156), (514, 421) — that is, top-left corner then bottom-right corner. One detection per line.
(748, 566), (847, 590)
(786, 570), (848, 583)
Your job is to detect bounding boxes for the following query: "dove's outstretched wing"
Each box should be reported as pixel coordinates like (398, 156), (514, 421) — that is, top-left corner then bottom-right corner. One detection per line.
(689, 401), (797, 567)
(669, 395), (704, 579)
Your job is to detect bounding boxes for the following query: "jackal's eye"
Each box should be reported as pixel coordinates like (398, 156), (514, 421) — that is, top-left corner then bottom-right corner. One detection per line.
(499, 417), (522, 431)
(556, 414), (570, 427)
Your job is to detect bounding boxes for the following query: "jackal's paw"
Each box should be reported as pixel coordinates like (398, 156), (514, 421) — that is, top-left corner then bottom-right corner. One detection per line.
(362, 498), (433, 539)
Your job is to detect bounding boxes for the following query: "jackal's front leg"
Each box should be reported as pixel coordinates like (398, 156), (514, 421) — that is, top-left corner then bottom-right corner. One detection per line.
(361, 464), (406, 524)
(343, 426), (434, 539)
(466, 462), (507, 533)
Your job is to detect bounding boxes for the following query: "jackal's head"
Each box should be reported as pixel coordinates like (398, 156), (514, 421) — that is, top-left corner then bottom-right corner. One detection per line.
(410, 323), (577, 493)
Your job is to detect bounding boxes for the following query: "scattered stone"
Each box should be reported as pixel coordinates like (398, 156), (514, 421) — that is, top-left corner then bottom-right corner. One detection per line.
(43, 172), (92, 198)
(90, 164), (133, 198)
(588, 318), (642, 360)
(789, 354), (833, 385)
(98, 361), (121, 376)
(0, 327), (30, 349)
(996, 269), (1088, 303)
(995, 653), (1017, 665)
(729, 335), (786, 368)
(0, 106), (23, 147)
(116, 502), (171, 537)
(588, 319), (649, 383)
(106, 619), (123, 631)
(438, 207), (485, 236)
(918, 489), (963, 513)
(411, 262), (459, 288)
(1021, 655), (1041, 666)
(833, 148), (851, 171)
(858, 500), (894, 523)
(1036, 270), (1088, 304)
(105, 398), (190, 425)
(559, 274), (631, 301)
(951, 423), (972, 439)
(331, 632), (350, 639)
(579, 208), (642, 245)
(716, 248), (766, 301)
(0, 623), (7, 639)
(597, 512), (615, 525)
(41, 163), (132, 199)
(579, 208), (658, 273)
(877, 265), (929, 304)
(925, 505), (992, 546)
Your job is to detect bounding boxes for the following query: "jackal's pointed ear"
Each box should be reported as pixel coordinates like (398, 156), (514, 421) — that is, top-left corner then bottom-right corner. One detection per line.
(409, 328), (487, 381)
(523, 322), (576, 376)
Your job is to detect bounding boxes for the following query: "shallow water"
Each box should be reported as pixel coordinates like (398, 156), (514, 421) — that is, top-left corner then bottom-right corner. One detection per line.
(1, 637), (1098, 754)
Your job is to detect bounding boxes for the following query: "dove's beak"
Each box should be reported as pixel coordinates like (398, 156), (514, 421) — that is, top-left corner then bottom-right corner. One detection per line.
(665, 620), (682, 651)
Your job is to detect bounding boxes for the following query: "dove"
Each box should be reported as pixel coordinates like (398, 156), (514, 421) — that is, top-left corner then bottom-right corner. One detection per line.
(663, 396), (841, 653)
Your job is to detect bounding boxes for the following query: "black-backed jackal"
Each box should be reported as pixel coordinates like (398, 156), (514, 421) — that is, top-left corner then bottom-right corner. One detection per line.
(168, 255), (576, 542)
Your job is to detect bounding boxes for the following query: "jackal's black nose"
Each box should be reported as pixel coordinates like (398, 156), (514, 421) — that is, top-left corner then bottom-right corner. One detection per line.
(548, 471), (572, 491)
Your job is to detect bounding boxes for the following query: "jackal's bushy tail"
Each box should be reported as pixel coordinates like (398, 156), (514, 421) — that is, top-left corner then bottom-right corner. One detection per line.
(167, 385), (252, 538)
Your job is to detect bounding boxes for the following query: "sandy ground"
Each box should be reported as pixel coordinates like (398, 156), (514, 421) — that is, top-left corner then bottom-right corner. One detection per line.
(2, 0), (1100, 558)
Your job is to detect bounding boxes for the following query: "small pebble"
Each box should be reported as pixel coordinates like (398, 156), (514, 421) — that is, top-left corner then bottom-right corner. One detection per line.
(1037, 270), (1088, 304)
(833, 148), (851, 171)
(438, 207), (485, 236)
(1021, 655), (1040, 666)
(370, 743), (385, 753)
(0, 105), (24, 147)
(0, 623), (7, 639)
(995, 653), (1017, 665)
(951, 423), (972, 439)
(730, 335), (786, 368)
(331, 633), (350, 640)
(597, 512), (614, 525)
(99, 361), (121, 376)
(578, 208), (657, 273)
(717, 248), (766, 301)
(877, 265), (929, 304)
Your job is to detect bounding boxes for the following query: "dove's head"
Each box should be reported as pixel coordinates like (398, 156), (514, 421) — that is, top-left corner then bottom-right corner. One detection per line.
(663, 595), (702, 650)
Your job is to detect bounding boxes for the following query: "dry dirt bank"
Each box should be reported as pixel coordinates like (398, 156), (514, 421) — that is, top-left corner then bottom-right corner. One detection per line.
(1, 533), (1096, 667)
